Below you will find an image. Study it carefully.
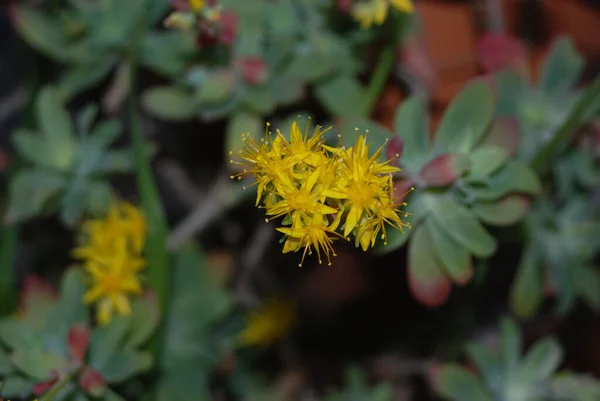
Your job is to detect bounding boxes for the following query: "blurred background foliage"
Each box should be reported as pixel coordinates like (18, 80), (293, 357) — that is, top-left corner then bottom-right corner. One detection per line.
(2, 0), (600, 400)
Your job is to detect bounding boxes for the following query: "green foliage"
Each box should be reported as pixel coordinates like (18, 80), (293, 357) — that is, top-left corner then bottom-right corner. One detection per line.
(376, 83), (541, 306)
(12, 0), (176, 99)
(156, 245), (237, 401)
(432, 318), (600, 401)
(7, 86), (138, 226)
(0, 270), (158, 400)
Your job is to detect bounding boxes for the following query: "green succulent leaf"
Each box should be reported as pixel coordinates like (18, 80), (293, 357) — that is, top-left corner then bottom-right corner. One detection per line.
(89, 317), (130, 372)
(432, 364), (491, 401)
(408, 224), (451, 307)
(0, 346), (13, 375)
(519, 337), (563, 382)
(226, 109), (263, 162)
(196, 70), (238, 105)
(12, 129), (58, 169)
(89, 120), (122, 149)
(57, 268), (89, 329)
(394, 96), (430, 168)
(573, 266), (600, 310)
(11, 4), (72, 62)
(425, 193), (497, 258)
(464, 343), (501, 390)
(500, 318), (522, 372)
(469, 161), (541, 201)
(142, 86), (197, 121)
(466, 145), (509, 183)
(240, 85), (275, 115)
(286, 49), (336, 83)
(11, 348), (67, 380)
(101, 348), (153, 384)
(6, 169), (66, 224)
(0, 319), (42, 351)
(434, 82), (494, 153)
(126, 294), (160, 348)
(494, 70), (526, 116)
(510, 245), (544, 319)
(60, 181), (88, 226)
(36, 86), (76, 171)
(59, 60), (116, 100)
(0, 375), (35, 398)
(314, 75), (364, 117)
(472, 195), (530, 226)
(539, 37), (584, 97)
(425, 217), (472, 285)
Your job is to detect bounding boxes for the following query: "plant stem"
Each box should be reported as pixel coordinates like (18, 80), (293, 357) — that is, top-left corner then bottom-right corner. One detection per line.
(127, 5), (170, 356)
(531, 74), (600, 173)
(362, 43), (397, 117)
(38, 371), (76, 401)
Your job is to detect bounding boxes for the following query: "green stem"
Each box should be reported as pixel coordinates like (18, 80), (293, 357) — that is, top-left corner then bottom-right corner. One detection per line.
(362, 43), (397, 117)
(127, 6), (170, 355)
(531, 74), (600, 173)
(38, 371), (76, 401)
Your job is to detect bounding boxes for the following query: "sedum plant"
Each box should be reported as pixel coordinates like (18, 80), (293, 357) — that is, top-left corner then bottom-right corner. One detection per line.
(0, 270), (158, 400)
(431, 318), (600, 401)
(7, 86), (136, 227)
(10, 0), (182, 99)
(511, 195), (600, 318)
(375, 82), (541, 306)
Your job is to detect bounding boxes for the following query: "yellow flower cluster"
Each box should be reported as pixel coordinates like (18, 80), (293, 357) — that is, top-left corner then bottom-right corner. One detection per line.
(230, 120), (412, 266)
(72, 202), (147, 325)
(352, 0), (414, 29)
(239, 298), (295, 347)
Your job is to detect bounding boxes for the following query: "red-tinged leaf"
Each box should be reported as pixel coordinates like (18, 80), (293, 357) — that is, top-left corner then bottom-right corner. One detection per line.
(481, 117), (520, 156)
(218, 11), (238, 45)
(239, 56), (269, 85)
(477, 32), (527, 73)
(386, 136), (404, 166)
(472, 195), (531, 226)
(32, 373), (58, 396)
(19, 275), (59, 329)
(419, 153), (470, 187)
(337, 0), (352, 12)
(408, 225), (452, 307)
(393, 179), (414, 204)
(80, 367), (106, 398)
(67, 324), (90, 364)
(399, 38), (437, 90)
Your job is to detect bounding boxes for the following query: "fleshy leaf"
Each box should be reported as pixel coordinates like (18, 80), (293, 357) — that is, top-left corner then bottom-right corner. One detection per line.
(419, 153), (470, 187)
(89, 317), (130, 372)
(394, 96), (430, 168)
(314, 75), (364, 117)
(472, 195), (530, 226)
(500, 318), (522, 371)
(469, 161), (541, 201)
(142, 86), (197, 121)
(493, 70), (526, 116)
(426, 217), (472, 285)
(539, 37), (584, 97)
(465, 343), (501, 388)
(519, 337), (563, 382)
(101, 349), (153, 384)
(430, 363), (491, 401)
(408, 225), (452, 307)
(67, 324), (90, 364)
(481, 117), (520, 157)
(466, 145), (509, 182)
(11, 348), (66, 380)
(226, 109), (262, 170)
(19, 274), (58, 331)
(126, 292), (160, 348)
(434, 82), (494, 153)
(425, 194), (497, 258)
(80, 367), (106, 398)
(573, 266), (600, 310)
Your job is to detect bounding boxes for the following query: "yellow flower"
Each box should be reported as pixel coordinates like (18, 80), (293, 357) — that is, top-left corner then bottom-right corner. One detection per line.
(352, 0), (414, 29)
(239, 298), (296, 347)
(73, 202), (147, 325)
(189, 0), (205, 13)
(230, 119), (412, 265)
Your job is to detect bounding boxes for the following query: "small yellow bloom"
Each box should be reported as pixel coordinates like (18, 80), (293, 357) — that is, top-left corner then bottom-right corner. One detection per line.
(189, 0), (205, 13)
(73, 202), (147, 325)
(230, 119), (411, 266)
(352, 0), (414, 29)
(239, 298), (296, 347)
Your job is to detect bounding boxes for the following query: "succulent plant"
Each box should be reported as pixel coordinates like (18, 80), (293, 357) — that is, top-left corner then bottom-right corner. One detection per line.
(0, 270), (158, 400)
(431, 318), (600, 401)
(492, 36), (586, 163)
(511, 195), (600, 318)
(322, 366), (393, 401)
(10, 0), (185, 99)
(7, 86), (142, 227)
(374, 82), (541, 306)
